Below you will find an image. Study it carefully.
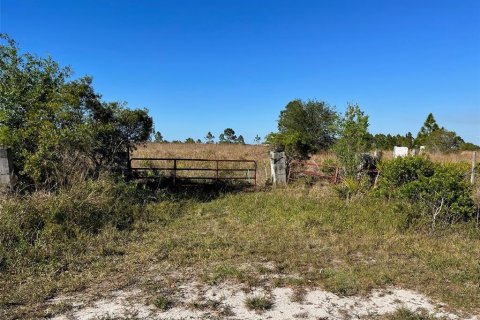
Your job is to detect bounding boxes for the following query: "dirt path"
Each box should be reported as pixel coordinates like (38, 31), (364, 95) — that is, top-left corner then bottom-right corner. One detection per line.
(50, 281), (478, 320)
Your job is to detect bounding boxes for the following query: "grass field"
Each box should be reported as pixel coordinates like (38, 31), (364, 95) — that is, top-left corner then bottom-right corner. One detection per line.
(1, 144), (479, 319)
(1, 183), (479, 319)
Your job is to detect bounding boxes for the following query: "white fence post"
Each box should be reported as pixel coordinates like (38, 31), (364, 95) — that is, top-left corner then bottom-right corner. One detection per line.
(0, 148), (13, 188)
(270, 151), (286, 185)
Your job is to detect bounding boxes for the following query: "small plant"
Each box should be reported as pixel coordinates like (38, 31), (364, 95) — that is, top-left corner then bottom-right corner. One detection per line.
(188, 298), (221, 311)
(386, 307), (435, 320)
(335, 176), (371, 200)
(152, 295), (174, 311)
(244, 294), (273, 311)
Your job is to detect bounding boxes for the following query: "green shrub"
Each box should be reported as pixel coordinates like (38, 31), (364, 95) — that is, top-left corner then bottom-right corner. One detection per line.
(0, 177), (146, 272)
(377, 156), (474, 227)
(335, 176), (371, 200)
(334, 104), (370, 178)
(244, 295), (273, 311)
(0, 34), (153, 189)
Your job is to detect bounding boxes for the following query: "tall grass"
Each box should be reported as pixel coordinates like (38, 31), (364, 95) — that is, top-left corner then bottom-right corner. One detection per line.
(133, 143), (272, 184)
(133, 143), (476, 186)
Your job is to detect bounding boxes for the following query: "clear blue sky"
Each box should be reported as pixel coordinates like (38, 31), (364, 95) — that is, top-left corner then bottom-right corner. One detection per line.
(1, 0), (479, 144)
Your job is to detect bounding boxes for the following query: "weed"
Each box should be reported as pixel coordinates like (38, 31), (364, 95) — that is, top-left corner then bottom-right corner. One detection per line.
(385, 307), (437, 320)
(152, 295), (174, 310)
(245, 294), (273, 311)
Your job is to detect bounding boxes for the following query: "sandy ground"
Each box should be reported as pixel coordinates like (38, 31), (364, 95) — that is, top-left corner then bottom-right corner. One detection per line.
(49, 281), (478, 320)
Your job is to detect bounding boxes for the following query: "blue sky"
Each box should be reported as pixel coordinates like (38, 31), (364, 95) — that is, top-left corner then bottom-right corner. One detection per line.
(1, 0), (479, 144)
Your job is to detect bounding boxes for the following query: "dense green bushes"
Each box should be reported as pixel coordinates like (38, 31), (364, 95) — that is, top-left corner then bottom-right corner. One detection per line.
(0, 34), (153, 189)
(377, 156), (474, 227)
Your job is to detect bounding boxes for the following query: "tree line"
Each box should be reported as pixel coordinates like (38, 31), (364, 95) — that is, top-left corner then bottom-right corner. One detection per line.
(266, 99), (478, 160)
(153, 128), (261, 145)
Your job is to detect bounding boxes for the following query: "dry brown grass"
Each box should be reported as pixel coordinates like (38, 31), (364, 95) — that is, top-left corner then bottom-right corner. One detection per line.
(133, 143), (272, 184)
(131, 143), (477, 186)
(381, 150), (475, 163)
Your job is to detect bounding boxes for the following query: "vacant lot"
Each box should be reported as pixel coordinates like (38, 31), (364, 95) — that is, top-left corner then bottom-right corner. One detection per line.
(1, 145), (478, 319)
(2, 183), (479, 319)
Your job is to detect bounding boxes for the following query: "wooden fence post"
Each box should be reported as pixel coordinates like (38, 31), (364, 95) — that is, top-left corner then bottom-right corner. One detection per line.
(173, 159), (177, 186)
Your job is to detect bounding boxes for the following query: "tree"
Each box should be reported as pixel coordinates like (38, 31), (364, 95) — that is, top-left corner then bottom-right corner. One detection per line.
(404, 132), (414, 148)
(205, 131), (215, 144)
(254, 135), (261, 144)
(425, 128), (464, 153)
(0, 33), (153, 187)
(219, 128), (238, 144)
(154, 131), (164, 142)
(334, 104), (370, 178)
(416, 113), (440, 145)
(237, 135), (245, 145)
(266, 99), (338, 158)
(460, 142), (480, 151)
(185, 137), (195, 143)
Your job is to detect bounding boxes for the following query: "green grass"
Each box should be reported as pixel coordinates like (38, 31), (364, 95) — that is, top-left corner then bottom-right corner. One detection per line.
(1, 183), (479, 318)
(244, 295), (273, 311)
(385, 308), (437, 320)
(152, 295), (174, 310)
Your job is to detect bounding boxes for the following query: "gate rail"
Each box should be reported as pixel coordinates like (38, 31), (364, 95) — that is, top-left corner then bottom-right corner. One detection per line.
(287, 160), (341, 184)
(128, 157), (257, 186)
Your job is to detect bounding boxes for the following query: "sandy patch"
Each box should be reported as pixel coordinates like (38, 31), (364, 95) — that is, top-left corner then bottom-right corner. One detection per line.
(49, 282), (478, 320)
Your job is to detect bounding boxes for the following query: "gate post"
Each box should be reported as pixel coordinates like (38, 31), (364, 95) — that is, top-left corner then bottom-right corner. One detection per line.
(0, 148), (13, 189)
(270, 151), (286, 186)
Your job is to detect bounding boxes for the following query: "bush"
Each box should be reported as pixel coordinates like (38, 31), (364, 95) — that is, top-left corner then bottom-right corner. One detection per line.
(334, 104), (370, 178)
(0, 34), (153, 189)
(377, 156), (474, 227)
(0, 177), (147, 272)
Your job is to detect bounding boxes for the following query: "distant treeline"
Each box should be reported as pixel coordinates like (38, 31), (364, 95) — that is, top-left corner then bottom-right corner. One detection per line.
(153, 108), (479, 154)
(153, 128), (260, 145)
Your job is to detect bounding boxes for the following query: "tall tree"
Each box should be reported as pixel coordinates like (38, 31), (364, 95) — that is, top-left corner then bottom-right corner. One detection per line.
(237, 135), (245, 145)
(219, 128), (238, 144)
(266, 99), (338, 158)
(416, 113), (440, 145)
(154, 131), (164, 142)
(205, 131), (215, 144)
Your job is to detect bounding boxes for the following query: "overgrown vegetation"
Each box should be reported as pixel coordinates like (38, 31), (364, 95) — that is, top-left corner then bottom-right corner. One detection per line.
(377, 156), (475, 228)
(2, 185), (480, 318)
(0, 33), (152, 188)
(1, 33), (479, 318)
(0, 176), (148, 274)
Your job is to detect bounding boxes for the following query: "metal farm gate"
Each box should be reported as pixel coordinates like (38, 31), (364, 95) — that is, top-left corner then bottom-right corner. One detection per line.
(128, 157), (257, 186)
